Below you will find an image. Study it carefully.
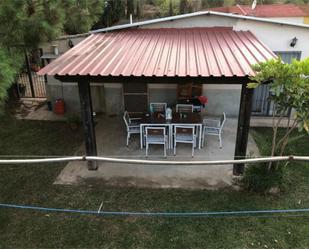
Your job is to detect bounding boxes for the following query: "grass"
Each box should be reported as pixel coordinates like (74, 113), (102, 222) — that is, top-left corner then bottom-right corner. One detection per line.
(0, 114), (309, 248)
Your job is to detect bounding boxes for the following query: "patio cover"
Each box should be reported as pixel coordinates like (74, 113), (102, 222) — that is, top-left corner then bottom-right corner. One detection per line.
(38, 27), (276, 78)
(38, 27), (276, 174)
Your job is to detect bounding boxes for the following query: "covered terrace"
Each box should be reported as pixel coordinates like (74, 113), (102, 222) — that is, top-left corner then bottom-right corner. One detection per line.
(38, 27), (276, 178)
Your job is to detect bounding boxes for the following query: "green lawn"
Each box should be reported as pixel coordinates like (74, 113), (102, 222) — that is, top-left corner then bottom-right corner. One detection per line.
(0, 115), (309, 249)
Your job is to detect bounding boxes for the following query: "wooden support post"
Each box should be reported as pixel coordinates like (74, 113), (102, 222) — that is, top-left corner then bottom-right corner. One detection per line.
(78, 80), (98, 170)
(234, 83), (254, 175)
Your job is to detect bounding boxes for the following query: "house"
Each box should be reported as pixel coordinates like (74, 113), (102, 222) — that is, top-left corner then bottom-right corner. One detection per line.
(38, 11), (309, 176)
(299, 4), (309, 24)
(208, 3), (309, 25)
(40, 11), (309, 118)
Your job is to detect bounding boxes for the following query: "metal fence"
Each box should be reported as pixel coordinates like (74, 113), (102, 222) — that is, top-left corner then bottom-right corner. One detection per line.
(16, 51), (47, 98)
(251, 51), (302, 117)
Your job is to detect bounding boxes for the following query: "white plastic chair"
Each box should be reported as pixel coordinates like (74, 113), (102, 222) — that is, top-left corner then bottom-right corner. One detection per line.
(123, 111), (142, 146)
(173, 125), (196, 157)
(202, 112), (226, 148)
(145, 127), (168, 157)
(176, 104), (193, 113)
(150, 103), (167, 114)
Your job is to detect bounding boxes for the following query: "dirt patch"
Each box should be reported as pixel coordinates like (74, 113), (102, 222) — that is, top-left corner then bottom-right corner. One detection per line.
(81, 176), (232, 190)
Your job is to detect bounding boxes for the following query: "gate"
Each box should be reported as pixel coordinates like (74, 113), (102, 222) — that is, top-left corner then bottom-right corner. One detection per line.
(16, 50), (47, 98)
(251, 51), (302, 116)
(251, 84), (271, 116)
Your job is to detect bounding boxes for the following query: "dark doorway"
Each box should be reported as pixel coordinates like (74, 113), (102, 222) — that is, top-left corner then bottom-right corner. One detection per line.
(123, 82), (148, 113)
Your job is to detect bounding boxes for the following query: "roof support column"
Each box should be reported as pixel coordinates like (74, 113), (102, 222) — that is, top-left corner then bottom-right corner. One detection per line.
(78, 79), (98, 170)
(233, 83), (253, 175)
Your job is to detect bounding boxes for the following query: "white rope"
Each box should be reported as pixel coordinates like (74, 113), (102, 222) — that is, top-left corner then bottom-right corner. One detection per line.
(0, 157), (84, 164)
(0, 156), (308, 165)
(86, 156), (290, 165)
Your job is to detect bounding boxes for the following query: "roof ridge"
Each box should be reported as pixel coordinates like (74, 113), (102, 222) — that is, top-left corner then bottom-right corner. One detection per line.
(89, 10), (309, 35)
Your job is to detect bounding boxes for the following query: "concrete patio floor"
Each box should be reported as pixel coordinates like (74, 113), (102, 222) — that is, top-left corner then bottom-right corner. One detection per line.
(55, 115), (260, 190)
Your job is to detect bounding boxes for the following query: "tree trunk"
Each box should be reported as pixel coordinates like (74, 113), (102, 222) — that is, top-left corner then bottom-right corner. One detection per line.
(169, 0), (173, 16)
(179, 0), (187, 14)
(268, 109), (284, 172)
(126, 0), (134, 19)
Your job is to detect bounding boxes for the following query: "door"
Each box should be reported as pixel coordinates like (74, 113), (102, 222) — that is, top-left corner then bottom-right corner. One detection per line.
(251, 51), (301, 116)
(123, 83), (148, 113)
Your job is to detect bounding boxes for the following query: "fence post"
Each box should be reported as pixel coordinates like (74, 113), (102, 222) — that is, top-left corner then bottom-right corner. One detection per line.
(25, 51), (35, 98)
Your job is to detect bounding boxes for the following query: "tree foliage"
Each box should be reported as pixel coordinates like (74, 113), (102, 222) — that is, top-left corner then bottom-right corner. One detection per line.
(0, 0), (103, 111)
(249, 58), (309, 167)
(63, 0), (104, 35)
(0, 49), (23, 110)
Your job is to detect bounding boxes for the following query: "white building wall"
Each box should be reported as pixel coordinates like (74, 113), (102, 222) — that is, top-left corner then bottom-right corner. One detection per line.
(46, 76), (106, 114)
(143, 15), (309, 59)
(267, 17), (305, 24)
(202, 84), (241, 117)
(234, 19), (309, 59)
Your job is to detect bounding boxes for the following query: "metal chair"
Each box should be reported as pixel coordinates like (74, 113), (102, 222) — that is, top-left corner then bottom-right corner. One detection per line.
(202, 112), (226, 148)
(173, 125), (196, 157)
(144, 127), (168, 157)
(176, 104), (194, 113)
(123, 111), (142, 146)
(150, 103), (167, 114)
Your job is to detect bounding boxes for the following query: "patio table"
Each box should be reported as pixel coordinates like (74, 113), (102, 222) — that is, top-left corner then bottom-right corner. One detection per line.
(139, 112), (203, 150)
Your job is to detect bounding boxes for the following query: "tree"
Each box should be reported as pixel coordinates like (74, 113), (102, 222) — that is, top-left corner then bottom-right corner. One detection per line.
(0, 48), (23, 110)
(285, 0), (307, 4)
(93, 0), (125, 28)
(201, 0), (224, 8)
(224, 0), (235, 6)
(169, 0), (173, 15)
(179, 0), (188, 13)
(0, 0), (103, 112)
(63, 0), (104, 34)
(126, 0), (134, 18)
(136, 0), (144, 19)
(248, 58), (309, 170)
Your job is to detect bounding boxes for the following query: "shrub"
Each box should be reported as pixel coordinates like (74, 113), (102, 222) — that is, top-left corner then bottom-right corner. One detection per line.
(65, 114), (82, 130)
(241, 162), (291, 194)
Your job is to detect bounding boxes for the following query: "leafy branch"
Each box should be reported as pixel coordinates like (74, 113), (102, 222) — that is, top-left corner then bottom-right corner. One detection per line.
(248, 58), (309, 171)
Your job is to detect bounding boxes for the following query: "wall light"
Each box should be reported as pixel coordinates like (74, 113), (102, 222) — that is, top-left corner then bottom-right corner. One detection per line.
(290, 37), (298, 47)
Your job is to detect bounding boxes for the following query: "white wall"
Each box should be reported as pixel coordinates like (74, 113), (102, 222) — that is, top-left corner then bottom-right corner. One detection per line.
(235, 19), (309, 59)
(267, 17), (304, 24)
(143, 14), (309, 59)
(46, 76), (106, 114)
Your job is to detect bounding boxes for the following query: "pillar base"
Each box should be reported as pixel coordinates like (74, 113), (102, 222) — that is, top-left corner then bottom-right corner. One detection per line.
(233, 163), (244, 175)
(87, 160), (98, 170)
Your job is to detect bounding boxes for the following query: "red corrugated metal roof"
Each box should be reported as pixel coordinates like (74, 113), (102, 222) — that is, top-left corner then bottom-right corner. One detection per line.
(209, 4), (307, 17)
(38, 27), (276, 78)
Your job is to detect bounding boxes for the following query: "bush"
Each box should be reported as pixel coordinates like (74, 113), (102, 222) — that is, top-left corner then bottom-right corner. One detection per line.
(241, 162), (291, 194)
(65, 114), (82, 130)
